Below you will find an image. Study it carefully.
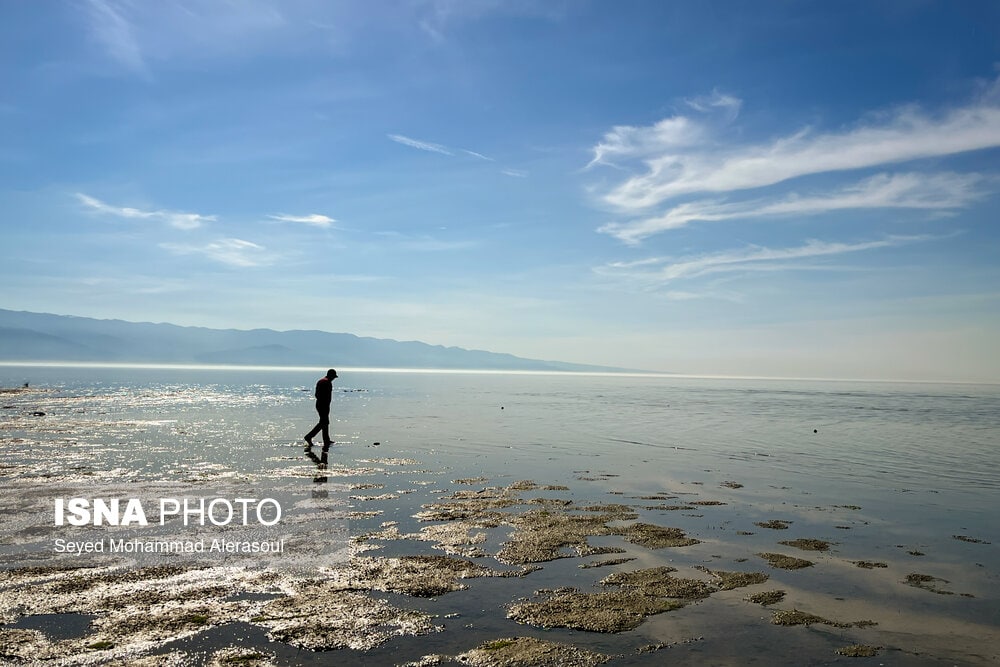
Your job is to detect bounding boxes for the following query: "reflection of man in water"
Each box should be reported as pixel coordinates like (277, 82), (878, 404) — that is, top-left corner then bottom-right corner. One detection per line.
(305, 445), (329, 491)
(304, 369), (337, 450)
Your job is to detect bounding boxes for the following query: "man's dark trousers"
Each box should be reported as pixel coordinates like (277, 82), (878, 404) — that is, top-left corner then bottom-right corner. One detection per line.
(305, 402), (331, 445)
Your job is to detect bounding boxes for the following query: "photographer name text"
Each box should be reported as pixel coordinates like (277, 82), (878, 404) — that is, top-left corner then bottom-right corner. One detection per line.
(53, 538), (285, 554)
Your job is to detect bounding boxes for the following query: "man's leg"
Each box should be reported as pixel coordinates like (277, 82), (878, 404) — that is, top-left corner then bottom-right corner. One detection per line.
(305, 406), (327, 447)
(319, 407), (332, 447)
(304, 421), (320, 447)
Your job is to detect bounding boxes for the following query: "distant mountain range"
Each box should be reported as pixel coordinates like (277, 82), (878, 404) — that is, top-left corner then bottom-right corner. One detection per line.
(0, 309), (638, 373)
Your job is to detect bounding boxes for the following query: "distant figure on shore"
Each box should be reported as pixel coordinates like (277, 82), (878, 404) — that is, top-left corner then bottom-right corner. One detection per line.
(304, 369), (338, 450)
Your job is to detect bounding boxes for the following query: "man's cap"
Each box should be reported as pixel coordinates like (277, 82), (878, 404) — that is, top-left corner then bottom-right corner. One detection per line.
(327, 369), (338, 378)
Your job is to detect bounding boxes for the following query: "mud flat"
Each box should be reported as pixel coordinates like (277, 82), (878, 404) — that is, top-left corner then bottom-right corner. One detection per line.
(0, 446), (997, 664)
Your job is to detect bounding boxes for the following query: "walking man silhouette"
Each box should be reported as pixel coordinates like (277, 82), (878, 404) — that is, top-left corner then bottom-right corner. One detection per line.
(304, 369), (337, 450)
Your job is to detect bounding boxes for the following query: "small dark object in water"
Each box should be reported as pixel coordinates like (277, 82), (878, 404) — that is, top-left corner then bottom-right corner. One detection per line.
(373, 442), (380, 446)
(31, 411), (46, 417)
(813, 429), (818, 433)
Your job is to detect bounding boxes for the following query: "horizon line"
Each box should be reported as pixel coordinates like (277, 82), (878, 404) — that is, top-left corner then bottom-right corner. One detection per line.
(0, 361), (996, 386)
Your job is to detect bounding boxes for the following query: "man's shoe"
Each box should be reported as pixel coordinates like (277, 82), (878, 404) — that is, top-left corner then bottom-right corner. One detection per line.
(304, 437), (314, 450)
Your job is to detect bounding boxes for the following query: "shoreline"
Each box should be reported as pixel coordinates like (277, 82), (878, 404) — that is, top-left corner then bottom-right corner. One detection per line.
(4, 363), (999, 386)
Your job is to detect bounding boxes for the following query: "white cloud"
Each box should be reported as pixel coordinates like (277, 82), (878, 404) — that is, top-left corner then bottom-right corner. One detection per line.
(160, 238), (269, 267)
(79, 0), (296, 75)
(269, 213), (336, 227)
(684, 90), (743, 118)
(76, 193), (215, 230)
(415, 0), (566, 42)
(82, 0), (147, 75)
(587, 116), (703, 169)
(597, 235), (935, 285)
(597, 98), (1000, 212)
(388, 134), (504, 165)
(462, 149), (494, 161)
(387, 133), (454, 155)
(655, 238), (912, 281)
(587, 91), (742, 170)
(600, 172), (990, 244)
(387, 133), (535, 180)
(663, 290), (711, 301)
(588, 83), (1000, 249)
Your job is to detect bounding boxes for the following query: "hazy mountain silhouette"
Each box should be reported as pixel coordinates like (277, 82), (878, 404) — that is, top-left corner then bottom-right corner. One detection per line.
(0, 309), (639, 373)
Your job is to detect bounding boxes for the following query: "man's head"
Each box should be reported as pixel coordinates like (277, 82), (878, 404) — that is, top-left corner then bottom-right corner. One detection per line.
(326, 369), (338, 380)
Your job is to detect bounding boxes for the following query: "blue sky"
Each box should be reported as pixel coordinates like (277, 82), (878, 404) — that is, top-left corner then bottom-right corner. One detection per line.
(2, 1), (999, 381)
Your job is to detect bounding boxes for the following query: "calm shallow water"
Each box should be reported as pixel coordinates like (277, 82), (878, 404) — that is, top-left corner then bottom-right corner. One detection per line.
(1, 365), (998, 665)
(4, 366), (995, 515)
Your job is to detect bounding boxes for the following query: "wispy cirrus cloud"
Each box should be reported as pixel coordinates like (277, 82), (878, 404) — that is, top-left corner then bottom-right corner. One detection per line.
(79, 0), (300, 75)
(388, 133), (501, 163)
(462, 149), (494, 161)
(415, 0), (568, 43)
(598, 98), (1000, 211)
(268, 213), (336, 228)
(588, 91), (739, 170)
(589, 83), (1000, 244)
(82, 0), (147, 75)
(597, 235), (937, 286)
(76, 193), (215, 230)
(160, 238), (269, 267)
(600, 172), (991, 244)
(387, 133), (454, 156)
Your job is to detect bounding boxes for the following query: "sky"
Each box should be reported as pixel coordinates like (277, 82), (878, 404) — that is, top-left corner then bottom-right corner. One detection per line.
(2, 1), (1000, 382)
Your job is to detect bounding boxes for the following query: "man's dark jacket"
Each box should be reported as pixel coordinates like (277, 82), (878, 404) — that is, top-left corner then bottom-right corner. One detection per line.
(315, 377), (332, 406)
